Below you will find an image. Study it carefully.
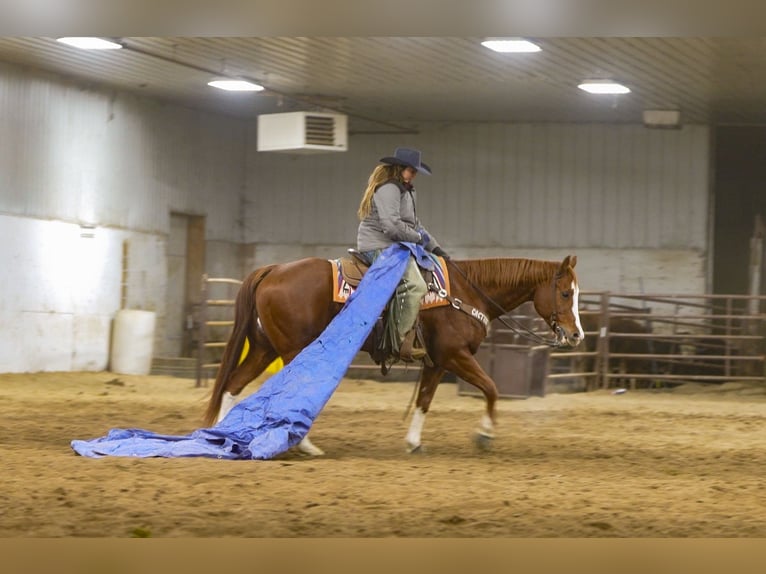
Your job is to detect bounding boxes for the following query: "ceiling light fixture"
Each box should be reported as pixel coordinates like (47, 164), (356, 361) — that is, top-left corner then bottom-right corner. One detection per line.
(56, 37), (122, 50)
(481, 38), (541, 53)
(207, 79), (264, 92)
(578, 80), (630, 94)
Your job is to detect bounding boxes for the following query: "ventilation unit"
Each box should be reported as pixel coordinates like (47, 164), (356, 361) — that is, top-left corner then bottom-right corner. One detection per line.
(257, 111), (348, 153)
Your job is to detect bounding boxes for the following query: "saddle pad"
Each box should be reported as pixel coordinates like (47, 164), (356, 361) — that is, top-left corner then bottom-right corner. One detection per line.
(330, 253), (450, 309)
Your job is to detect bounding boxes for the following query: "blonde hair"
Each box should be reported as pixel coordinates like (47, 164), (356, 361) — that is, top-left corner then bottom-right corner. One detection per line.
(357, 164), (405, 219)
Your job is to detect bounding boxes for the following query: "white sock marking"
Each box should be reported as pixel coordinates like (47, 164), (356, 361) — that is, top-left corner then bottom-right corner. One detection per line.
(406, 408), (426, 448)
(217, 392), (238, 423)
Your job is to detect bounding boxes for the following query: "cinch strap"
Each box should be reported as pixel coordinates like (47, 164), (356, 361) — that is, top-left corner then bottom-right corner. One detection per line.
(429, 284), (490, 332)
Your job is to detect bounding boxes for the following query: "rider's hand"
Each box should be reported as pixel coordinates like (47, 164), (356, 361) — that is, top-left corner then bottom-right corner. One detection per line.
(432, 246), (450, 259)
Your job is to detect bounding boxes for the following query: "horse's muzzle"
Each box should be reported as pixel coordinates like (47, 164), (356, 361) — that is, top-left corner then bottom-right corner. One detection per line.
(555, 325), (583, 348)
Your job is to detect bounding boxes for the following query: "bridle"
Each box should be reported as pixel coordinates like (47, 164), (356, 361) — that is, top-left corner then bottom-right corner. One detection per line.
(442, 259), (568, 348)
(548, 272), (565, 343)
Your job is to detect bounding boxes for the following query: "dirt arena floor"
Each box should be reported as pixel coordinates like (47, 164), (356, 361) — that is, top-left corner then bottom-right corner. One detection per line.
(1, 370), (765, 538)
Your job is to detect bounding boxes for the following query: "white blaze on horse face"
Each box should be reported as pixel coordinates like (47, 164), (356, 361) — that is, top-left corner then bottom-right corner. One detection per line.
(571, 280), (585, 342)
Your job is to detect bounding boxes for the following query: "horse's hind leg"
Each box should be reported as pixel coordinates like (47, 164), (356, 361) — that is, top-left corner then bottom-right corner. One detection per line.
(275, 350), (326, 456)
(252, 348), (325, 456)
(216, 339), (277, 423)
(295, 436), (325, 456)
(216, 341), (325, 456)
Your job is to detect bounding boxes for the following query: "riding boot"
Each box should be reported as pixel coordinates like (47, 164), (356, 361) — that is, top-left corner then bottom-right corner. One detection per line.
(398, 322), (434, 367)
(399, 328), (426, 362)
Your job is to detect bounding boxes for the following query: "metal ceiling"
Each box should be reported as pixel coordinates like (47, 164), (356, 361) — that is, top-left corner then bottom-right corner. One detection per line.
(1, 36), (765, 133)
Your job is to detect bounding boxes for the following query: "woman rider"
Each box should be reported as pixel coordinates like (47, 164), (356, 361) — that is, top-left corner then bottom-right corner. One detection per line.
(356, 147), (449, 361)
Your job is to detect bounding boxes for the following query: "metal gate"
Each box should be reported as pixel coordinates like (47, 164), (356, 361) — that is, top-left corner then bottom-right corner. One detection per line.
(523, 292), (766, 391)
(193, 277), (766, 392)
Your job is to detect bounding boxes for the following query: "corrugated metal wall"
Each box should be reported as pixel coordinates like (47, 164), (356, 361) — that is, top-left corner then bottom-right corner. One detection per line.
(0, 61), (712, 372)
(245, 123), (710, 251)
(4, 63), (706, 258)
(0, 61), (246, 241)
(0, 63), (248, 372)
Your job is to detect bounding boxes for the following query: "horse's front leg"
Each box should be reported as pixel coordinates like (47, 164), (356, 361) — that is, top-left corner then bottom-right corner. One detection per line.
(445, 350), (499, 450)
(405, 365), (445, 453)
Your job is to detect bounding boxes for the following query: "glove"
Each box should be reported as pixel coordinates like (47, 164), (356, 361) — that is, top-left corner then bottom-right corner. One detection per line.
(417, 230), (431, 246)
(432, 246), (450, 259)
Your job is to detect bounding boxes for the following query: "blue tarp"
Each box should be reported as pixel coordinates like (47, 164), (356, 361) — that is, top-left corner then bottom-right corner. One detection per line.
(71, 243), (421, 460)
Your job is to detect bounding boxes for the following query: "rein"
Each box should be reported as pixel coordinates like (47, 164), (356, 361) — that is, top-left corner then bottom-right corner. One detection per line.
(438, 259), (564, 348)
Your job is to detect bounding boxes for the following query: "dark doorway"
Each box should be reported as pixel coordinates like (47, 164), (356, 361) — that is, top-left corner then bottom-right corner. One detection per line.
(713, 126), (766, 295)
(165, 213), (206, 357)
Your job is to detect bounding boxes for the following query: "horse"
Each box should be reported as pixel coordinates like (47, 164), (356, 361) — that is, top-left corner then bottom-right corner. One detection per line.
(203, 254), (585, 455)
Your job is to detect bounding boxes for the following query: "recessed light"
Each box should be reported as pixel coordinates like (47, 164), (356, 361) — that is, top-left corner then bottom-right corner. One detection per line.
(56, 37), (122, 50)
(207, 79), (264, 92)
(577, 81), (630, 94)
(481, 38), (541, 53)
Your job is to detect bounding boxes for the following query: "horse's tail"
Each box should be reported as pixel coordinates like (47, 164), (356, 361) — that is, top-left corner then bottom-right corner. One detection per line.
(203, 265), (275, 427)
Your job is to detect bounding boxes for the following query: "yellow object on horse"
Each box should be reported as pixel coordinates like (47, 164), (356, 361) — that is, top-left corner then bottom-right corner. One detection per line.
(238, 337), (283, 373)
(266, 357), (284, 373)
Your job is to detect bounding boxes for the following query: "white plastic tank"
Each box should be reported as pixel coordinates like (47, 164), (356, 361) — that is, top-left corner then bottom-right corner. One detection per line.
(110, 309), (157, 375)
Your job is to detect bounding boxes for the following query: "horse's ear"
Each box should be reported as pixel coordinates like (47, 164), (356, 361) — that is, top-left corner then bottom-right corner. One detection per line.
(558, 255), (576, 275)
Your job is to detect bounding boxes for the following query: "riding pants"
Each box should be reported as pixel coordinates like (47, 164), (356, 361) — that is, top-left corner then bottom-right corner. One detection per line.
(363, 250), (428, 352)
(393, 256), (428, 346)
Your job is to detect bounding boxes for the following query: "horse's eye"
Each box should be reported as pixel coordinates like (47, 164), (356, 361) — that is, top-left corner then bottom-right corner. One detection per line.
(561, 291), (570, 299)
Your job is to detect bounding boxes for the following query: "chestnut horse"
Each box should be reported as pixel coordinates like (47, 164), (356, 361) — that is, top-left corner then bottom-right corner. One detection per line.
(204, 254), (584, 454)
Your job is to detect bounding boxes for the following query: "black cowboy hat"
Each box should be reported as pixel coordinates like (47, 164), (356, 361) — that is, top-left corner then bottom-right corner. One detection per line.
(379, 147), (432, 175)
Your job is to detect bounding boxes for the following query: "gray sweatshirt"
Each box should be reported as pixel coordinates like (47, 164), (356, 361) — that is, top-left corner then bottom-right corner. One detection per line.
(356, 181), (440, 252)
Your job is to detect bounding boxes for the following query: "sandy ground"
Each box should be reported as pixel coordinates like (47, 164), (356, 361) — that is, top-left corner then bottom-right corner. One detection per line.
(1, 370), (765, 538)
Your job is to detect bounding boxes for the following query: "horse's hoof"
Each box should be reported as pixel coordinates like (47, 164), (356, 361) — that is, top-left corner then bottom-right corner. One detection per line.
(296, 443), (325, 456)
(474, 432), (494, 451)
(406, 443), (424, 454)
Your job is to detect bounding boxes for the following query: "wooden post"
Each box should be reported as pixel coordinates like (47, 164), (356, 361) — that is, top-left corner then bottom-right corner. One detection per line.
(748, 214), (764, 315)
(746, 214), (765, 376)
(195, 274), (208, 388)
(184, 216), (206, 357)
(595, 292), (611, 389)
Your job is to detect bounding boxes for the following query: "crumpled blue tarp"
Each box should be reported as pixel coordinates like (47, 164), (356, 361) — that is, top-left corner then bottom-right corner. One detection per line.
(71, 243), (422, 460)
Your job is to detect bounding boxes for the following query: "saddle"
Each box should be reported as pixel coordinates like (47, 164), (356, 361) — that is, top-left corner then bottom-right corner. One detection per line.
(339, 249), (373, 287)
(339, 249), (433, 372)
(339, 249), (437, 289)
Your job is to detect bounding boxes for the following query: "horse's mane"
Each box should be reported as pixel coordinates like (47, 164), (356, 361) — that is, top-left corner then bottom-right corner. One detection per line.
(458, 258), (558, 290)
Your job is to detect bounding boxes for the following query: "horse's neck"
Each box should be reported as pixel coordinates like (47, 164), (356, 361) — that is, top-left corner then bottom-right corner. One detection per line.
(457, 258), (556, 318)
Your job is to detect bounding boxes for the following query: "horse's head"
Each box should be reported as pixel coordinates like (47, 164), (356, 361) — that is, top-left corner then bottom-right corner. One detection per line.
(533, 255), (585, 347)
